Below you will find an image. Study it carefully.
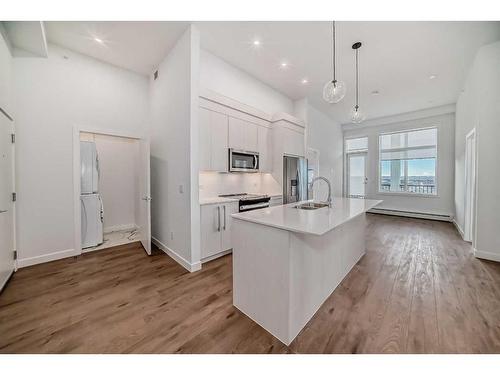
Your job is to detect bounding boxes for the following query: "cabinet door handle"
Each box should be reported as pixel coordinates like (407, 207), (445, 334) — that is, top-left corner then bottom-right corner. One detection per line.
(223, 205), (226, 230)
(217, 206), (221, 232)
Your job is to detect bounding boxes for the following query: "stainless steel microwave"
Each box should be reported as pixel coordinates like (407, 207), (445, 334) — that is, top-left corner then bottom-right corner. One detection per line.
(228, 149), (259, 172)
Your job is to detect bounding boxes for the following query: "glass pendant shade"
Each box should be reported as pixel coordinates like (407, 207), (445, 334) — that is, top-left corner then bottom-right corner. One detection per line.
(322, 79), (346, 104)
(350, 106), (366, 124)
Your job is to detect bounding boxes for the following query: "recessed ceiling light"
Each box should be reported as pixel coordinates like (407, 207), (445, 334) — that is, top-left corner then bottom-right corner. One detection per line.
(94, 37), (104, 44)
(371, 90), (380, 95)
(280, 62), (288, 68)
(301, 78), (309, 84)
(429, 74), (437, 80)
(253, 39), (261, 46)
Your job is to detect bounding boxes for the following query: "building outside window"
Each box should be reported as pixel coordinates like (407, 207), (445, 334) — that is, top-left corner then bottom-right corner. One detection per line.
(378, 127), (437, 195)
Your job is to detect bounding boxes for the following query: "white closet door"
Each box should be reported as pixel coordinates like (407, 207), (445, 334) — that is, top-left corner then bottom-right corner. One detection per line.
(0, 112), (14, 289)
(137, 138), (151, 255)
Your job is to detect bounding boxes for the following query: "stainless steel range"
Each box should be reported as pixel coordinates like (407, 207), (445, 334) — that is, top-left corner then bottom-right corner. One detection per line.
(218, 193), (271, 212)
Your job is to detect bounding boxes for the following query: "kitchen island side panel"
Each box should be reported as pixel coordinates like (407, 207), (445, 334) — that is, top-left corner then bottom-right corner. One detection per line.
(232, 219), (292, 343)
(288, 213), (366, 341)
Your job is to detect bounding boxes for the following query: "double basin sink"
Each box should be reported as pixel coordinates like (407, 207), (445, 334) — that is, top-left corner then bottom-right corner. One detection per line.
(294, 202), (330, 210)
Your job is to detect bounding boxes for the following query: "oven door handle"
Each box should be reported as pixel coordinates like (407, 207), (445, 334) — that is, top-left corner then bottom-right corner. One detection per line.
(240, 202), (269, 211)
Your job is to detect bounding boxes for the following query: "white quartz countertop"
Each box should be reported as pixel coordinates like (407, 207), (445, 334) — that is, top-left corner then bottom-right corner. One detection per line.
(199, 194), (282, 206)
(231, 197), (382, 235)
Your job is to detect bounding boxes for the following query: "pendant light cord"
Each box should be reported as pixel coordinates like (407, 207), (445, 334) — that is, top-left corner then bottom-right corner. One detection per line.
(332, 21), (336, 83)
(355, 48), (359, 109)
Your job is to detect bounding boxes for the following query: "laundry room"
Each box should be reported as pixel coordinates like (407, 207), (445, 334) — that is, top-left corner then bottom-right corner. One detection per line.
(79, 131), (141, 252)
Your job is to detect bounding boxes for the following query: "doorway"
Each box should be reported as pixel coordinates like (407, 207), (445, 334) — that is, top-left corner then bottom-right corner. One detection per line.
(73, 127), (151, 256)
(347, 152), (367, 198)
(464, 128), (476, 243)
(0, 108), (15, 290)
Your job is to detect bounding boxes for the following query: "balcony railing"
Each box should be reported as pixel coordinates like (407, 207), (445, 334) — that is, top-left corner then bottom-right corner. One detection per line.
(380, 183), (436, 195)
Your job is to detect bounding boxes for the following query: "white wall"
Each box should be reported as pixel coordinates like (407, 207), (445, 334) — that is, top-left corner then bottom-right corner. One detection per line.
(13, 43), (148, 264)
(293, 99), (343, 200)
(343, 112), (456, 216)
(150, 25), (200, 268)
(455, 41), (500, 261)
(0, 25), (12, 115)
(306, 104), (343, 198)
(200, 49), (294, 115)
(199, 172), (281, 199)
(81, 133), (139, 232)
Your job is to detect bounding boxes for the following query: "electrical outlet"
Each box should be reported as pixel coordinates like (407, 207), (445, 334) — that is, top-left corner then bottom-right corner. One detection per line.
(179, 184), (184, 193)
(170, 232), (174, 240)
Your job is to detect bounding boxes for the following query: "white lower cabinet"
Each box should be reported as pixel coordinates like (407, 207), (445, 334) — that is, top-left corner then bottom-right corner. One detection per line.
(200, 202), (238, 261)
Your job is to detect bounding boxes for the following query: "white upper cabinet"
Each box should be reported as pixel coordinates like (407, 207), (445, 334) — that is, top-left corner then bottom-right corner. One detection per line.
(258, 126), (271, 173)
(210, 111), (229, 171)
(199, 108), (212, 171)
(228, 117), (258, 152)
(199, 107), (228, 172)
(286, 128), (305, 157)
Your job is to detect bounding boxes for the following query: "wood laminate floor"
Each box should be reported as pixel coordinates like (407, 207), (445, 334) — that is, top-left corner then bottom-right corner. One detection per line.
(1, 214), (500, 353)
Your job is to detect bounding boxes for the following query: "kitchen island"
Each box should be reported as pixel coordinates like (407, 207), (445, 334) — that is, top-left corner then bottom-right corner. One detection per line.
(231, 197), (382, 345)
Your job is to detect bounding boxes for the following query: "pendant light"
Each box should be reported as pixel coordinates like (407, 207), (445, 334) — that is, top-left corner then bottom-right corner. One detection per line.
(350, 42), (366, 123)
(323, 21), (346, 104)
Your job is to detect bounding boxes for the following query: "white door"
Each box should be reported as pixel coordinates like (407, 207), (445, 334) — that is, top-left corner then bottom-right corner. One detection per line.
(347, 153), (367, 198)
(137, 138), (152, 255)
(464, 129), (476, 242)
(0, 112), (14, 290)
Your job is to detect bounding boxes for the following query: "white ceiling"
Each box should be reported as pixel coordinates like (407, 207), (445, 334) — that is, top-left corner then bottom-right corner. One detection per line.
(42, 21), (500, 123)
(2, 21), (48, 57)
(196, 21), (500, 123)
(44, 21), (190, 75)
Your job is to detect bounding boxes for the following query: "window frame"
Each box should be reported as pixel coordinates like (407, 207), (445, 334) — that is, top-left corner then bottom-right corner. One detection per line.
(377, 126), (439, 198)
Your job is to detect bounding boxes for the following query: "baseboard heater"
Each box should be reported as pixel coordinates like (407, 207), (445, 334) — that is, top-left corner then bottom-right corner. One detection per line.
(368, 207), (452, 222)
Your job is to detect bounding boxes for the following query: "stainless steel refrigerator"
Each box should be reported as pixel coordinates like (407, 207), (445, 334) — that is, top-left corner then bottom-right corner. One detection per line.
(283, 155), (308, 204)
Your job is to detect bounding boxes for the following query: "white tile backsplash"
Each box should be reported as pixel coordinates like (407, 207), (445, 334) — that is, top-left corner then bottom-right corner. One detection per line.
(199, 172), (281, 199)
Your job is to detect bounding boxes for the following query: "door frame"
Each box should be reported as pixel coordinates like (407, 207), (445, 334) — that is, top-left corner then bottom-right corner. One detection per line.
(346, 151), (368, 198)
(0, 106), (16, 286)
(72, 126), (147, 256)
(463, 128), (477, 243)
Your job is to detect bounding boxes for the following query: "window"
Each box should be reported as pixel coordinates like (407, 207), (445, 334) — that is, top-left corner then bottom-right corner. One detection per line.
(379, 128), (437, 195)
(345, 137), (368, 153)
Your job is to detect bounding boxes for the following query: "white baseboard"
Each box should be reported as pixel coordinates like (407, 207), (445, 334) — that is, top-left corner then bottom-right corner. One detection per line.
(368, 208), (452, 222)
(152, 237), (201, 273)
(104, 223), (137, 234)
(201, 249), (232, 264)
(17, 248), (80, 268)
(474, 248), (500, 262)
(452, 219), (466, 240)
